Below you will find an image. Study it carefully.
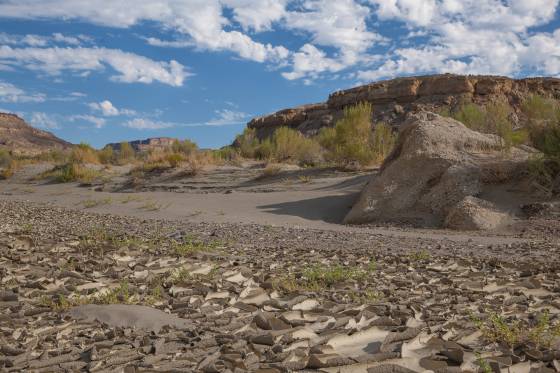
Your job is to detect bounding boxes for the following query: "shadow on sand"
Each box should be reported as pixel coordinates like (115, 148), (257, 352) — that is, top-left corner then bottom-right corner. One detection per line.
(257, 192), (360, 224)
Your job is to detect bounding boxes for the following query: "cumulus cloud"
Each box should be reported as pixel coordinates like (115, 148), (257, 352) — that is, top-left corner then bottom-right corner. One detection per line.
(205, 109), (249, 126)
(0, 81), (46, 103)
(89, 100), (136, 116)
(0, 0), (559, 82)
(124, 118), (175, 130)
(0, 46), (190, 86)
(69, 114), (106, 128)
(29, 112), (59, 129)
(359, 0), (560, 80)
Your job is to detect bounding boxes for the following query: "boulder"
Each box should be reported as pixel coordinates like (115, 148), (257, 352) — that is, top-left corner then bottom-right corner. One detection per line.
(444, 196), (510, 230)
(344, 112), (531, 229)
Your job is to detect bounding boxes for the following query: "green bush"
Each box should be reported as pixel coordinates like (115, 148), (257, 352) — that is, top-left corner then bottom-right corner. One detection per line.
(172, 139), (197, 156)
(318, 102), (395, 167)
(0, 149), (12, 168)
(212, 146), (240, 162)
(98, 146), (114, 164)
(271, 127), (321, 165)
(451, 101), (513, 152)
(43, 162), (102, 183)
(522, 95), (560, 159)
(453, 103), (486, 131)
(117, 142), (136, 164)
(236, 128), (261, 159)
(371, 122), (396, 163)
(486, 101), (514, 152)
(71, 142), (100, 164)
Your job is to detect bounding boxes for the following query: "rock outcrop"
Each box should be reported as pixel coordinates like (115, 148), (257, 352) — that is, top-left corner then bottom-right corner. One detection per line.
(0, 113), (72, 155)
(344, 112), (534, 229)
(106, 137), (177, 152)
(247, 74), (560, 139)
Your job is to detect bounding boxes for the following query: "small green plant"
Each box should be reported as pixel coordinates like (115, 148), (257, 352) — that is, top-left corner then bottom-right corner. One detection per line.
(471, 310), (560, 350)
(475, 353), (493, 373)
(171, 236), (221, 256)
(408, 250), (430, 261)
(81, 197), (112, 209)
(276, 262), (376, 292)
(298, 175), (311, 183)
(138, 200), (170, 211)
(172, 139), (198, 155)
(349, 289), (381, 304)
(93, 280), (132, 304)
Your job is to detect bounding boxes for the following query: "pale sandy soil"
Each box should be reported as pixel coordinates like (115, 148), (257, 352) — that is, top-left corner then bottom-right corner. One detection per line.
(0, 162), (556, 245)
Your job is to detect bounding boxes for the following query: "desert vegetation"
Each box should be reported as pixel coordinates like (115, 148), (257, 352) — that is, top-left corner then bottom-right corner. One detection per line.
(442, 95), (560, 194)
(236, 102), (396, 168)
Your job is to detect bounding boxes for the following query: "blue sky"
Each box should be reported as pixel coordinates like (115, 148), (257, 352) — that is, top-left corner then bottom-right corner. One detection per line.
(0, 1), (559, 149)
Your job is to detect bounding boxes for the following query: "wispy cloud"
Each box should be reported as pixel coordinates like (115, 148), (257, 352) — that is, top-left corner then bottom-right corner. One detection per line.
(0, 81), (45, 103)
(89, 100), (136, 116)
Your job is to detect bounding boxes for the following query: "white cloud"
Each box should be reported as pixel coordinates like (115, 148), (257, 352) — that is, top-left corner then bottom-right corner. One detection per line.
(222, 0), (288, 32)
(124, 118), (175, 130)
(0, 81), (46, 103)
(69, 114), (107, 128)
(205, 109), (248, 125)
(89, 100), (136, 116)
(0, 32), (90, 47)
(0, 0), (559, 82)
(0, 0), (290, 64)
(358, 0), (560, 80)
(29, 112), (59, 129)
(282, 44), (345, 80)
(0, 46), (190, 86)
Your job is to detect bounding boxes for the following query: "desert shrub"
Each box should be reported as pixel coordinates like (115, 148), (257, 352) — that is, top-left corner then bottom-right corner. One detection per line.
(0, 150), (15, 179)
(486, 101), (514, 152)
(522, 95), (560, 158)
(453, 103), (486, 131)
(116, 142), (136, 165)
(255, 138), (274, 160)
(452, 101), (513, 152)
(511, 128), (529, 146)
(236, 128), (261, 158)
(371, 122), (397, 163)
(318, 102), (395, 167)
(43, 162), (102, 183)
(36, 149), (70, 164)
(71, 143), (100, 164)
(165, 152), (184, 168)
(271, 127), (321, 166)
(98, 146), (115, 164)
(172, 139), (197, 156)
(256, 163), (282, 179)
(0, 149), (12, 168)
(212, 146), (240, 162)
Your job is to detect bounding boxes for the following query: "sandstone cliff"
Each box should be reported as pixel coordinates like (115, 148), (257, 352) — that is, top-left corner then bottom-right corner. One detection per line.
(0, 113), (72, 155)
(106, 137), (177, 152)
(247, 74), (560, 139)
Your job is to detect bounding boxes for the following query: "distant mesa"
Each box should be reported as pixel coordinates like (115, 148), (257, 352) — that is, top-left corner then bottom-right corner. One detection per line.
(106, 137), (178, 152)
(245, 74), (560, 139)
(0, 112), (72, 156)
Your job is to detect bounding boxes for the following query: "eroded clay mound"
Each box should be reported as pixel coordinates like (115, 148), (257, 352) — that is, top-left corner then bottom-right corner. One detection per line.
(344, 112), (532, 229)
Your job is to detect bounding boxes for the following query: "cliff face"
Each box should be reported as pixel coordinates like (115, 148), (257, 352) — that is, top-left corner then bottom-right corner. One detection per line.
(107, 137), (177, 152)
(247, 74), (560, 139)
(0, 113), (72, 155)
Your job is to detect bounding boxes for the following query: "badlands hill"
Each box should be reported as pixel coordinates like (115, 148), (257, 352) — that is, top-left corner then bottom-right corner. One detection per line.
(0, 113), (72, 155)
(247, 74), (560, 139)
